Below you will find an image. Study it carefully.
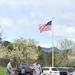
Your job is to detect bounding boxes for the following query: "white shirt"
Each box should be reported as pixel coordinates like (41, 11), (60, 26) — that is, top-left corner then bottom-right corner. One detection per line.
(33, 63), (42, 75)
(21, 68), (25, 74)
(7, 62), (12, 73)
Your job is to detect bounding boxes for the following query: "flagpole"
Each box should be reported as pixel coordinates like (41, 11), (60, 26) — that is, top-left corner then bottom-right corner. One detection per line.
(52, 17), (54, 67)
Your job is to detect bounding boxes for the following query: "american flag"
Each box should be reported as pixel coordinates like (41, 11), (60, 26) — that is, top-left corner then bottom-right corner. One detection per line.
(39, 20), (52, 32)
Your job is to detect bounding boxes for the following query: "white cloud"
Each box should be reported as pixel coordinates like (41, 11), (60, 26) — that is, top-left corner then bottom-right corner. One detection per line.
(17, 17), (29, 27)
(30, 12), (44, 20)
(39, 43), (52, 48)
(0, 0), (75, 47)
(61, 12), (75, 21)
(0, 0), (39, 7)
(54, 25), (75, 36)
(0, 0), (74, 9)
(0, 0), (17, 7)
(73, 39), (75, 42)
(0, 17), (14, 28)
(65, 27), (75, 35)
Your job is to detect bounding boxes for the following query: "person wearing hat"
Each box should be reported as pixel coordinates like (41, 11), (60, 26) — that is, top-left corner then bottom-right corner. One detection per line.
(6, 58), (14, 75)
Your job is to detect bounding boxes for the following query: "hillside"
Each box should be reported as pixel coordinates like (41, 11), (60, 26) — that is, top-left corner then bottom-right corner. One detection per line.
(41, 47), (62, 53)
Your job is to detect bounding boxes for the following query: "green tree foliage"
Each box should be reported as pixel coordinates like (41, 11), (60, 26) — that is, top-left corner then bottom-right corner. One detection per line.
(0, 26), (4, 43)
(0, 46), (8, 59)
(2, 41), (10, 47)
(8, 43), (13, 50)
(45, 52), (52, 66)
(7, 38), (39, 65)
(0, 38), (39, 65)
(57, 39), (75, 50)
(0, 38), (75, 67)
(38, 46), (45, 66)
(56, 39), (75, 67)
(67, 48), (75, 67)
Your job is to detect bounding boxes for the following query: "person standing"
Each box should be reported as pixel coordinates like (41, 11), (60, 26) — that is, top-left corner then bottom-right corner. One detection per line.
(6, 58), (14, 75)
(33, 60), (42, 75)
(21, 67), (25, 75)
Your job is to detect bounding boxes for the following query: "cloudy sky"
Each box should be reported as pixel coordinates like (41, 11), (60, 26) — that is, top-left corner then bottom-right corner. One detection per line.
(0, 0), (75, 47)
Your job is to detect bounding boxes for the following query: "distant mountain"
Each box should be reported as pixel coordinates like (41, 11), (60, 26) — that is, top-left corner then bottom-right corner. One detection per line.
(41, 47), (52, 52)
(0, 41), (4, 46)
(41, 47), (62, 53)
(0, 41), (10, 46)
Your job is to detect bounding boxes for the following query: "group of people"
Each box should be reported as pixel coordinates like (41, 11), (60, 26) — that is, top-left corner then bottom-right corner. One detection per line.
(6, 58), (42, 75)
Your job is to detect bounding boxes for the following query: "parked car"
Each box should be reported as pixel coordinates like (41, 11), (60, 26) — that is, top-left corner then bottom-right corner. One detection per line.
(67, 71), (75, 75)
(41, 67), (60, 75)
(57, 67), (69, 75)
(13, 64), (34, 75)
(68, 68), (75, 73)
(57, 67), (75, 75)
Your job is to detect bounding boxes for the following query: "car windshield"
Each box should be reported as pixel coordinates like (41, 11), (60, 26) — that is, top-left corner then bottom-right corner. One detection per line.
(42, 68), (49, 70)
(52, 68), (58, 71)
(68, 68), (75, 72)
(42, 67), (58, 71)
(58, 67), (70, 72)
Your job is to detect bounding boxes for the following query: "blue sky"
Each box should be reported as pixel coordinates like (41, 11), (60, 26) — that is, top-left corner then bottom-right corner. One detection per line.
(0, 0), (75, 47)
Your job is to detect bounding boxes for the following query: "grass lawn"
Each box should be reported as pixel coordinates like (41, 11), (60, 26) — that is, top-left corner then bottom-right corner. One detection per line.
(0, 66), (6, 75)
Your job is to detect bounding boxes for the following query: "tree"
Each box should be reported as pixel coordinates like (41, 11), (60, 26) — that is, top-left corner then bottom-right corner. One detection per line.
(56, 39), (75, 67)
(2, 41), (10, 47)
(38, 46), (46, 66)
(67, 48), (75, 67)
(0, 26), (4, 45)
(6, 38), (39, 65)
(57, 39), (75, 50)
(0, 46), (8, 58)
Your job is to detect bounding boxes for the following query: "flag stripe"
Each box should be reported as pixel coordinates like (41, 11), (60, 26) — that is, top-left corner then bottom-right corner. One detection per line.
(39, 20), (52, 32)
